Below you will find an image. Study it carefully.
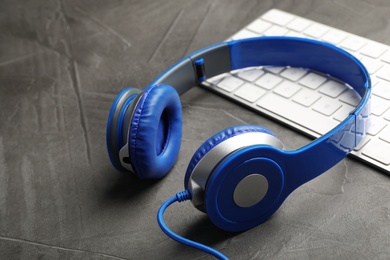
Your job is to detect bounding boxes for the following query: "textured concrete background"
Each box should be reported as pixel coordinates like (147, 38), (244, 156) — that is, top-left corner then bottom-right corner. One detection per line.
(0, 0), (389, 259)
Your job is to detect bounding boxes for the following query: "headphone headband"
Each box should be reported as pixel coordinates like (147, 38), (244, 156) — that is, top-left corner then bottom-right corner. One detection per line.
(152, 37), (370, 95)
(151, 36), (371, 187)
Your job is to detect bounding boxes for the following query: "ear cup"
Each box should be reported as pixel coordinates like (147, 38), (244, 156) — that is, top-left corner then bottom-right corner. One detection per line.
(184, 125), (286, 231)
(184, 125), (280, 190)
(129, 84), (182, 179)
(205, 146), (285, 232)
(106, 88), (142, 171)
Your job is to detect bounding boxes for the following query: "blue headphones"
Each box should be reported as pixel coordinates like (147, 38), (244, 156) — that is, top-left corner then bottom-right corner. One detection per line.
(106, 36), (371, 257)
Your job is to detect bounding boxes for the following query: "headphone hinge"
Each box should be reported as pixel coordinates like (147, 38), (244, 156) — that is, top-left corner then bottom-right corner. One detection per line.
(194, 58), (206, 83)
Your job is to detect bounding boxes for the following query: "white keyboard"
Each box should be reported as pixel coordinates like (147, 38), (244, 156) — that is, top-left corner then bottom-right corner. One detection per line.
(202, 9), (390, 175)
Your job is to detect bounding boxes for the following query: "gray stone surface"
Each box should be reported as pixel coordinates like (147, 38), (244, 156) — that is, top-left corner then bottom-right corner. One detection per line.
(0, 0), (389, 259)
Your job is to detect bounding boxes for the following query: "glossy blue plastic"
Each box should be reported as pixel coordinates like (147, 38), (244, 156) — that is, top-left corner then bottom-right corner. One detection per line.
(228, 37), (369, 96)
(226, 37), (370, 188)
(182, 37), (370, 231)
(205, 147), (285, 231)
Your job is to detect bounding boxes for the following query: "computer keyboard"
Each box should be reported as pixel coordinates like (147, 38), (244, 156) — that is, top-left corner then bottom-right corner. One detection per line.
(201, 9), (390, 175)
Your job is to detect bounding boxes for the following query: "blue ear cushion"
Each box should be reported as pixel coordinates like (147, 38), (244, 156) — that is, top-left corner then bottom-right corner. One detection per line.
(129, 84), (182, 179)
(184, 125), (277, 189)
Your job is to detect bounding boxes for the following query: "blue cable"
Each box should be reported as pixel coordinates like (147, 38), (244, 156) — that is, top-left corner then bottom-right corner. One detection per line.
(157, 190), (229, 260)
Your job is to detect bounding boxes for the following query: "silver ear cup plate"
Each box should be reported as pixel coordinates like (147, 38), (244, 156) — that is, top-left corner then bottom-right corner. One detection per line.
(187, 132), (285, 212)
(118, 93), (143, 172)
(107, 88), (141, 171)
(233, 174), (269, 207)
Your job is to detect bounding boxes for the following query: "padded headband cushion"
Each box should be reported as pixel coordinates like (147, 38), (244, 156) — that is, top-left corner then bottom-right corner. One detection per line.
(184, 125), (276, 189)
(129, 84), (182, 179)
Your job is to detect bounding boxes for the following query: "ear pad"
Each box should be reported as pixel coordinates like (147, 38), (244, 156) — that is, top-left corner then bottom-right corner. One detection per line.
(184, 125), (279, 190)
(106, 87), (142, 171)
(129, 84), (182, 179)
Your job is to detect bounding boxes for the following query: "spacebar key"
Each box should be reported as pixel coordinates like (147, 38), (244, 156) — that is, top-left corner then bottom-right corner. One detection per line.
(257, 94), (339, 135)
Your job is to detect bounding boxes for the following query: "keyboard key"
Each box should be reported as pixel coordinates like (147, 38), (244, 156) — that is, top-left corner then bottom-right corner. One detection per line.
(367, 116), (387, 135)
(273, 81), (301, 98)
(255, 73), (283, 90)
(287, 17), (311, 32)
(375, 64), (390, 82)
(312, 96), (342, 116)
(339, 89), (361, 106)
(339, 131), (357, 151)
(247, 19), (272, 34)
(319, 80), (348, 98)
(322, 29), (347, 45)
(232, 29), (259, 40)
(280, 67), (307, 81)
(299, 72), (327, 89)
(360, 56), (383, 74)
(373, 80), (390, 100)
(371, 77), (381, 87)
(340, 36), (367, 51)
(354, 136), (371, 151)
(293, 88), (321, 107)
(379, 126), (390, 143)
(354, 115), (369, 135)
(360, 43), (388, 58)
(264, 66), (285, 74)
(263, 25), (288, 36)
(333, 104), (355, 121)
(370, 95), (390, 116)
(262, 9), (295, 26)
(206, 74), (225, 84)
(236, 68), (265, 82)
(345, 49), (362, 60)
(257, 93), (339, 135)
(362, 139), (390, 165)
(217, 76), (244, 92)
(380, 51), (390, 64)
(285, 31), (305, 38)
(384, 109), (390, 121)
(303, 23), (329, 38)
(234, 83), (266, 102)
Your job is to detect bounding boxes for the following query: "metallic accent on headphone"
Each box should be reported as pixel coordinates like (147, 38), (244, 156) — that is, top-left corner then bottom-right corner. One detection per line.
(119, 144), (135, 172)
(119, 93), (143, 173)
(233, 174), (269, 207)
(189, 180), (206, 212)
(152, 58), (195, 95)
(152, 43), (231, 95)
(108, 88), (142, 171)
(190, 43), (231, 85)
(188, 132), (285, 212)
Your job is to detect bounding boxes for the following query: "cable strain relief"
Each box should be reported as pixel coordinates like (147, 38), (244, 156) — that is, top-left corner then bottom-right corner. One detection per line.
(176, 190), (191, 202)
